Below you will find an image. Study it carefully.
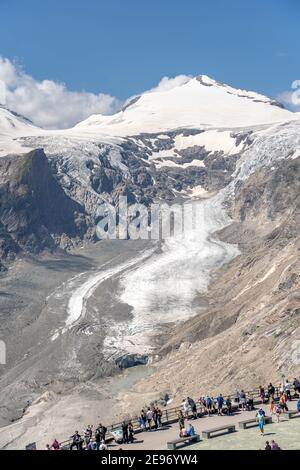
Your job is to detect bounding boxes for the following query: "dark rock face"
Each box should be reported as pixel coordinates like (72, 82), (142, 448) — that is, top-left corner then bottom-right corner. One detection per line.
(0, 127), (246, 262)
(0, 149), (86, 261)
(115, 354), (149, 369)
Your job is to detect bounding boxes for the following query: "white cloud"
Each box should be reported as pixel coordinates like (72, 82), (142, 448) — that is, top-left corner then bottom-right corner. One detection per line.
(147, 74), (192, 93)
(0, 57), (122, 129)
(277, 82), (300, 112)
(0, 57), (196, 129)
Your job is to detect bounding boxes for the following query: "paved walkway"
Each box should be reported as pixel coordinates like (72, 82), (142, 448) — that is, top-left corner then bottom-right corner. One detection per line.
(108, 401), (299, 450)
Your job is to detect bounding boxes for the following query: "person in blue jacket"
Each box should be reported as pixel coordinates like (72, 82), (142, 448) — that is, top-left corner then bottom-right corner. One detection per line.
(188, 423), (196, 436)
(216, 394), (224, 416)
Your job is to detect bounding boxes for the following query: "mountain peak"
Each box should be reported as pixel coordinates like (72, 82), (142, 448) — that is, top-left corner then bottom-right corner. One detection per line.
(74, 75), (296, 136)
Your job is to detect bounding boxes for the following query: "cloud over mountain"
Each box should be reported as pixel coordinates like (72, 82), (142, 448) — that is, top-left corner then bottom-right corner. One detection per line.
(0, 57), (121, 129)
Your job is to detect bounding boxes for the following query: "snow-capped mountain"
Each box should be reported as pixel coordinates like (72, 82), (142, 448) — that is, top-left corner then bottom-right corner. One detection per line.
(0, 105), (39, 156)
(74, 75), (296, 135)
(0, 75), (299, 260)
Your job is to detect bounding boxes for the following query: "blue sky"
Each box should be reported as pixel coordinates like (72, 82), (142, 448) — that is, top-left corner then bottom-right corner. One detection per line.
(0, 0), (299, 100)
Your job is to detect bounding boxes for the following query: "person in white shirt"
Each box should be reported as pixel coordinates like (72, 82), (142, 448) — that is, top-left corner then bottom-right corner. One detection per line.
(99, 440), (107, 450)
(146, 408), (153, 431)
(183, 398), (190, 419)
(284, 380), (292, 400)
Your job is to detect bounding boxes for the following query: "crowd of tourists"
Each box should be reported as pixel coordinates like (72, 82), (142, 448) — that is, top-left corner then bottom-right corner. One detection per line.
(44, 377), (300, 450)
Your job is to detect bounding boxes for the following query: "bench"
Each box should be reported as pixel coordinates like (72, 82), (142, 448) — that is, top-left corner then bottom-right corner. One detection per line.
(202, 425), (235, 439)
(167, 434), (200, 450)
(283, 410), (300, 419)
(238, 416), (272, 429)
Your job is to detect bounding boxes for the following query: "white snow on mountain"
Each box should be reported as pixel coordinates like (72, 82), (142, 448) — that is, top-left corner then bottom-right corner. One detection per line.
(75, 76), (297, 136)
(234, 119), (300, 181)
(0, 105), (39, 156)
(0, 75), (299, 160)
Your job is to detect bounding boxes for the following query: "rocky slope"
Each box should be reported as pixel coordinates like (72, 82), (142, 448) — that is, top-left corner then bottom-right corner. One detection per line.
(0, 149), (86, 260)
(125, 154), (300, 407)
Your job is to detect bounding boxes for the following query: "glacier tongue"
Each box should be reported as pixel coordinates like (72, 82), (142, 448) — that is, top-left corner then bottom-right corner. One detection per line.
(103, 194), (240, 358)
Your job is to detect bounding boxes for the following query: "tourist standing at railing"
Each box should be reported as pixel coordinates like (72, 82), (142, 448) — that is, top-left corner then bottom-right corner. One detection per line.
(199, 396), (206, 414)
(146, 408), (153, 431)
(268, 383), (275, 399)
(187, 397), (197, 419)
(284, 380), (292, 400)
(84, 425), (93, 446)
(178, 410), (185, 430)
(293, 377), (300, 395)
(233, 389), (240, 404)
(259, 386), (265, 404)
(240, 390), (246, 410)
(152, 407), (158, 429)
(246, 394), (254, 411)
(216, 394), (224, 416)
(139, 409), (146, 431)
(206, 395), (213, 416)
(128, 422), (134, 443)
(225, 396), (232, 415)
(70, 431), (83, 450)
(122, 420), (129, 443)
(183, 398), (190, 419)
(156, 407), (163, 427)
